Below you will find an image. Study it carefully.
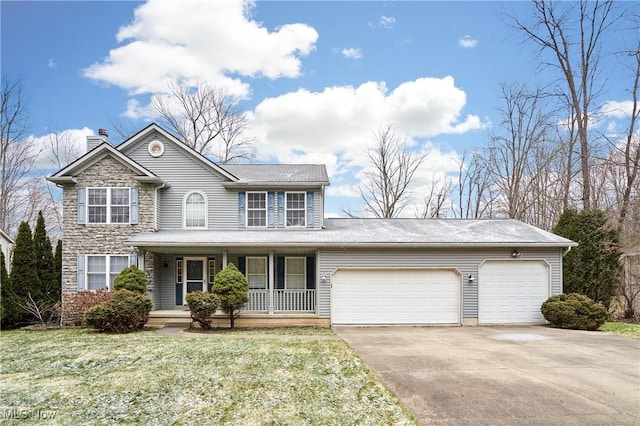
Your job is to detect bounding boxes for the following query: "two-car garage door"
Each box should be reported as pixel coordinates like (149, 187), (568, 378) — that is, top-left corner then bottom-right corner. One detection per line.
(331, 268), (460, 325)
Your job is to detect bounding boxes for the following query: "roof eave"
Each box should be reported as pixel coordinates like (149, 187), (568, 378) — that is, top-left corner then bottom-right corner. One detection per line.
(221, 181), (330, 189)
(47, 176), (78, 185)
(127, 240), (577, 249)
(134, 176), (168, 186)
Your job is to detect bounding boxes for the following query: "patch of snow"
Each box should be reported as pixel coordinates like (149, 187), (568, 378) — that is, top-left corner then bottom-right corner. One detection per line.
(491, 333), (553, 341)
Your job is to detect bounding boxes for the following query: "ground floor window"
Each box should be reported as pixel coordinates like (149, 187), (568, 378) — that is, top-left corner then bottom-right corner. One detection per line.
(86, 255), (130, 290)
(246, 257), (267, 289)
(285, 257), (306, 289)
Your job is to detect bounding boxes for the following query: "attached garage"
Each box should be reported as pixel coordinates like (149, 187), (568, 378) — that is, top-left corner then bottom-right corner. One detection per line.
(478, 260), (549, 324)
(331, 268), (460, 325)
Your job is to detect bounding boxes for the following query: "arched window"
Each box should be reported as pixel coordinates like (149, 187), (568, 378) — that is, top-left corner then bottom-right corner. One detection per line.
(184, 191), (207, 228)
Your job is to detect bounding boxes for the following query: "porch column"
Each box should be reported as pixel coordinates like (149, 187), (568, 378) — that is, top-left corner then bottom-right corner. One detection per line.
(222, 250), (228, 268)
(268, 251), (274, 314)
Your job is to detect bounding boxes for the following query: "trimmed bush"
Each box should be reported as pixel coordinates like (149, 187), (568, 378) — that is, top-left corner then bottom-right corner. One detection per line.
(61, 289), (113, 326)
(213, 263), (248, 329)
(186, 291), (219, 329)
(113, 265), (147, 294)
(83, 290), (153, 333)
(541, 293), (609, 331)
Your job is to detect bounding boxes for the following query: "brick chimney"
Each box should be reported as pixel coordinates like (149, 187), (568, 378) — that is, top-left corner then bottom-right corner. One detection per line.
(86, 128), (110, 152)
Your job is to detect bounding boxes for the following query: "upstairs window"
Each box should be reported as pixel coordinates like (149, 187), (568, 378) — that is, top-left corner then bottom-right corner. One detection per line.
(87, 188), (130, 224)
(247, 192), (266, 227)
(286, 192), (306, 227)
(184, 191), (207, 228)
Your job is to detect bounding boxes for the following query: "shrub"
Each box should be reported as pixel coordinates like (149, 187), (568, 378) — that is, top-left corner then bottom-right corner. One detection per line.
(541, 293), (609, 331)
(83, 290), (153, 333)
(113, 265), (147, 294)
(186, 291), (219, 329)
(61, 289), (113, 326)
(213, 263), (248, 329)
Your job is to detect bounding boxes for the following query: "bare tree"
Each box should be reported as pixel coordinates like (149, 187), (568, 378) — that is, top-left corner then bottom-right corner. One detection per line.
(46, 130), (83, 170)
(611, 42), (640, 230)
(0, 76), (41, 234)
(358, 125), (427, 218)
(454, 150), (498, 219)
(487, 83), (558, 222)
(416, 174), (453, 218)
(511, 0), (620, 209)
(152, 82), (253, 163)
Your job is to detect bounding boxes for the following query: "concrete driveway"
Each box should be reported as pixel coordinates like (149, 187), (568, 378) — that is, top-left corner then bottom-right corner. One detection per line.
(335, 326), (640, 425)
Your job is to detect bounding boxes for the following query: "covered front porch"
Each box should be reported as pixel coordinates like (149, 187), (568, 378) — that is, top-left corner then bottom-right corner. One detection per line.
(141, 245), (321, 315)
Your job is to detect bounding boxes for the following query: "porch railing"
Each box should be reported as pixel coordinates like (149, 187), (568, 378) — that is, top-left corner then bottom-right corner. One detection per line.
(246, 289), (269, 312)
(245, 289), (316, 312)
(274, 289), (316, 312)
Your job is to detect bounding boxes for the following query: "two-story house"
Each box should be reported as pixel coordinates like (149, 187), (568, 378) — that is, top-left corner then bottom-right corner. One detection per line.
(49, 124), (575, 327)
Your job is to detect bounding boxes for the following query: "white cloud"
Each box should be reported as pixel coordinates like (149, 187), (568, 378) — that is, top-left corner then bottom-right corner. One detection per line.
(600, 100), (634, 119)
(82, 0), (318, 97)
(248, 76), (484, 203)
(369, 15), (396, 29)
(340, 48), (363, 60)
(29, 127), (94, 171)
(458, 35), (478, 49)
(47, 58), (56, 69)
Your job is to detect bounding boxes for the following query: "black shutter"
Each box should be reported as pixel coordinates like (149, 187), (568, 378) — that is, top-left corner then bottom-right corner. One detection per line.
(238, 256), (246, 275)
(277, 257), (285, 289)
(306, 256), (316, 289)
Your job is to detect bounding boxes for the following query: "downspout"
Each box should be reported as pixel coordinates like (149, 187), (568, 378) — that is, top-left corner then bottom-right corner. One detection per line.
(562, 246), (572, 256)
(154, 183), (167, 231)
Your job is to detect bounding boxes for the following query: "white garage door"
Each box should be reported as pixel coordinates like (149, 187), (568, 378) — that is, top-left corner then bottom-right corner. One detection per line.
(331, 268), (460, 325)
(478, 260), (549, 324)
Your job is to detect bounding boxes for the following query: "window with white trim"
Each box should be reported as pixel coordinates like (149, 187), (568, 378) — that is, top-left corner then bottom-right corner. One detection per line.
(247, 192), (266, 227)
(86, 255), (130, 290)
(286, 192), (306, 227)
(87, 188), (130, 224)
(246, 257), (267, 289)
(285, 257), (306, 289)
(176, 259), (183, 283)
(208, 259), (216, 284)
(184, 191), (207, 228)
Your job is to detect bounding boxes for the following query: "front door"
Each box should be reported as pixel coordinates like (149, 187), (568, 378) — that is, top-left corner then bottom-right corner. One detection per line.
(184, 257), (206, 303)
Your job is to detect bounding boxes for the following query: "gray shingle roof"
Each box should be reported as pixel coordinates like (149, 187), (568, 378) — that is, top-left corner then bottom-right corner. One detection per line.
(128, 218), (575, 248)
(221, 164), (329, 184)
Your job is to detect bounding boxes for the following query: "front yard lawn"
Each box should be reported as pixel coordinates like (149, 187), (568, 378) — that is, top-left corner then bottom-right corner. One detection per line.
(599, 321), (640, 338)
(0, 328), (416, 425)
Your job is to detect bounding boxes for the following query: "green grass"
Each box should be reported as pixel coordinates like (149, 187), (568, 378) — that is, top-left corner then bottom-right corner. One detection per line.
(0, 328), (416, 425)
(186, 326), (336, 336)
(599, 321), (640, 338)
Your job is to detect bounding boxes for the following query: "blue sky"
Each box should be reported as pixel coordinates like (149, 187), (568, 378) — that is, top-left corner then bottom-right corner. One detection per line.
(2, 0), (637, 216)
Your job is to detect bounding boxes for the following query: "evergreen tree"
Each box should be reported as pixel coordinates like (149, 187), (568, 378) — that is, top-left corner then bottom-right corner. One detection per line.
(54, 239), (62, 298)
(1, 248), (22, 329)
(33, 211), (58, 302)
(11, 221), (42, 302)
(553, 209), (622, 307)
(213, 263), (249, 329)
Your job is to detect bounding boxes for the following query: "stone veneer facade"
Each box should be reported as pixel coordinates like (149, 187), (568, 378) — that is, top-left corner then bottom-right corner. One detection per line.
(61, 156), (156, 316)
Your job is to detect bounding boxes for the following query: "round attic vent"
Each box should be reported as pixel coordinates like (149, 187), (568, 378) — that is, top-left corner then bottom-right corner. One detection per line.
(148, 139), (164, 157)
